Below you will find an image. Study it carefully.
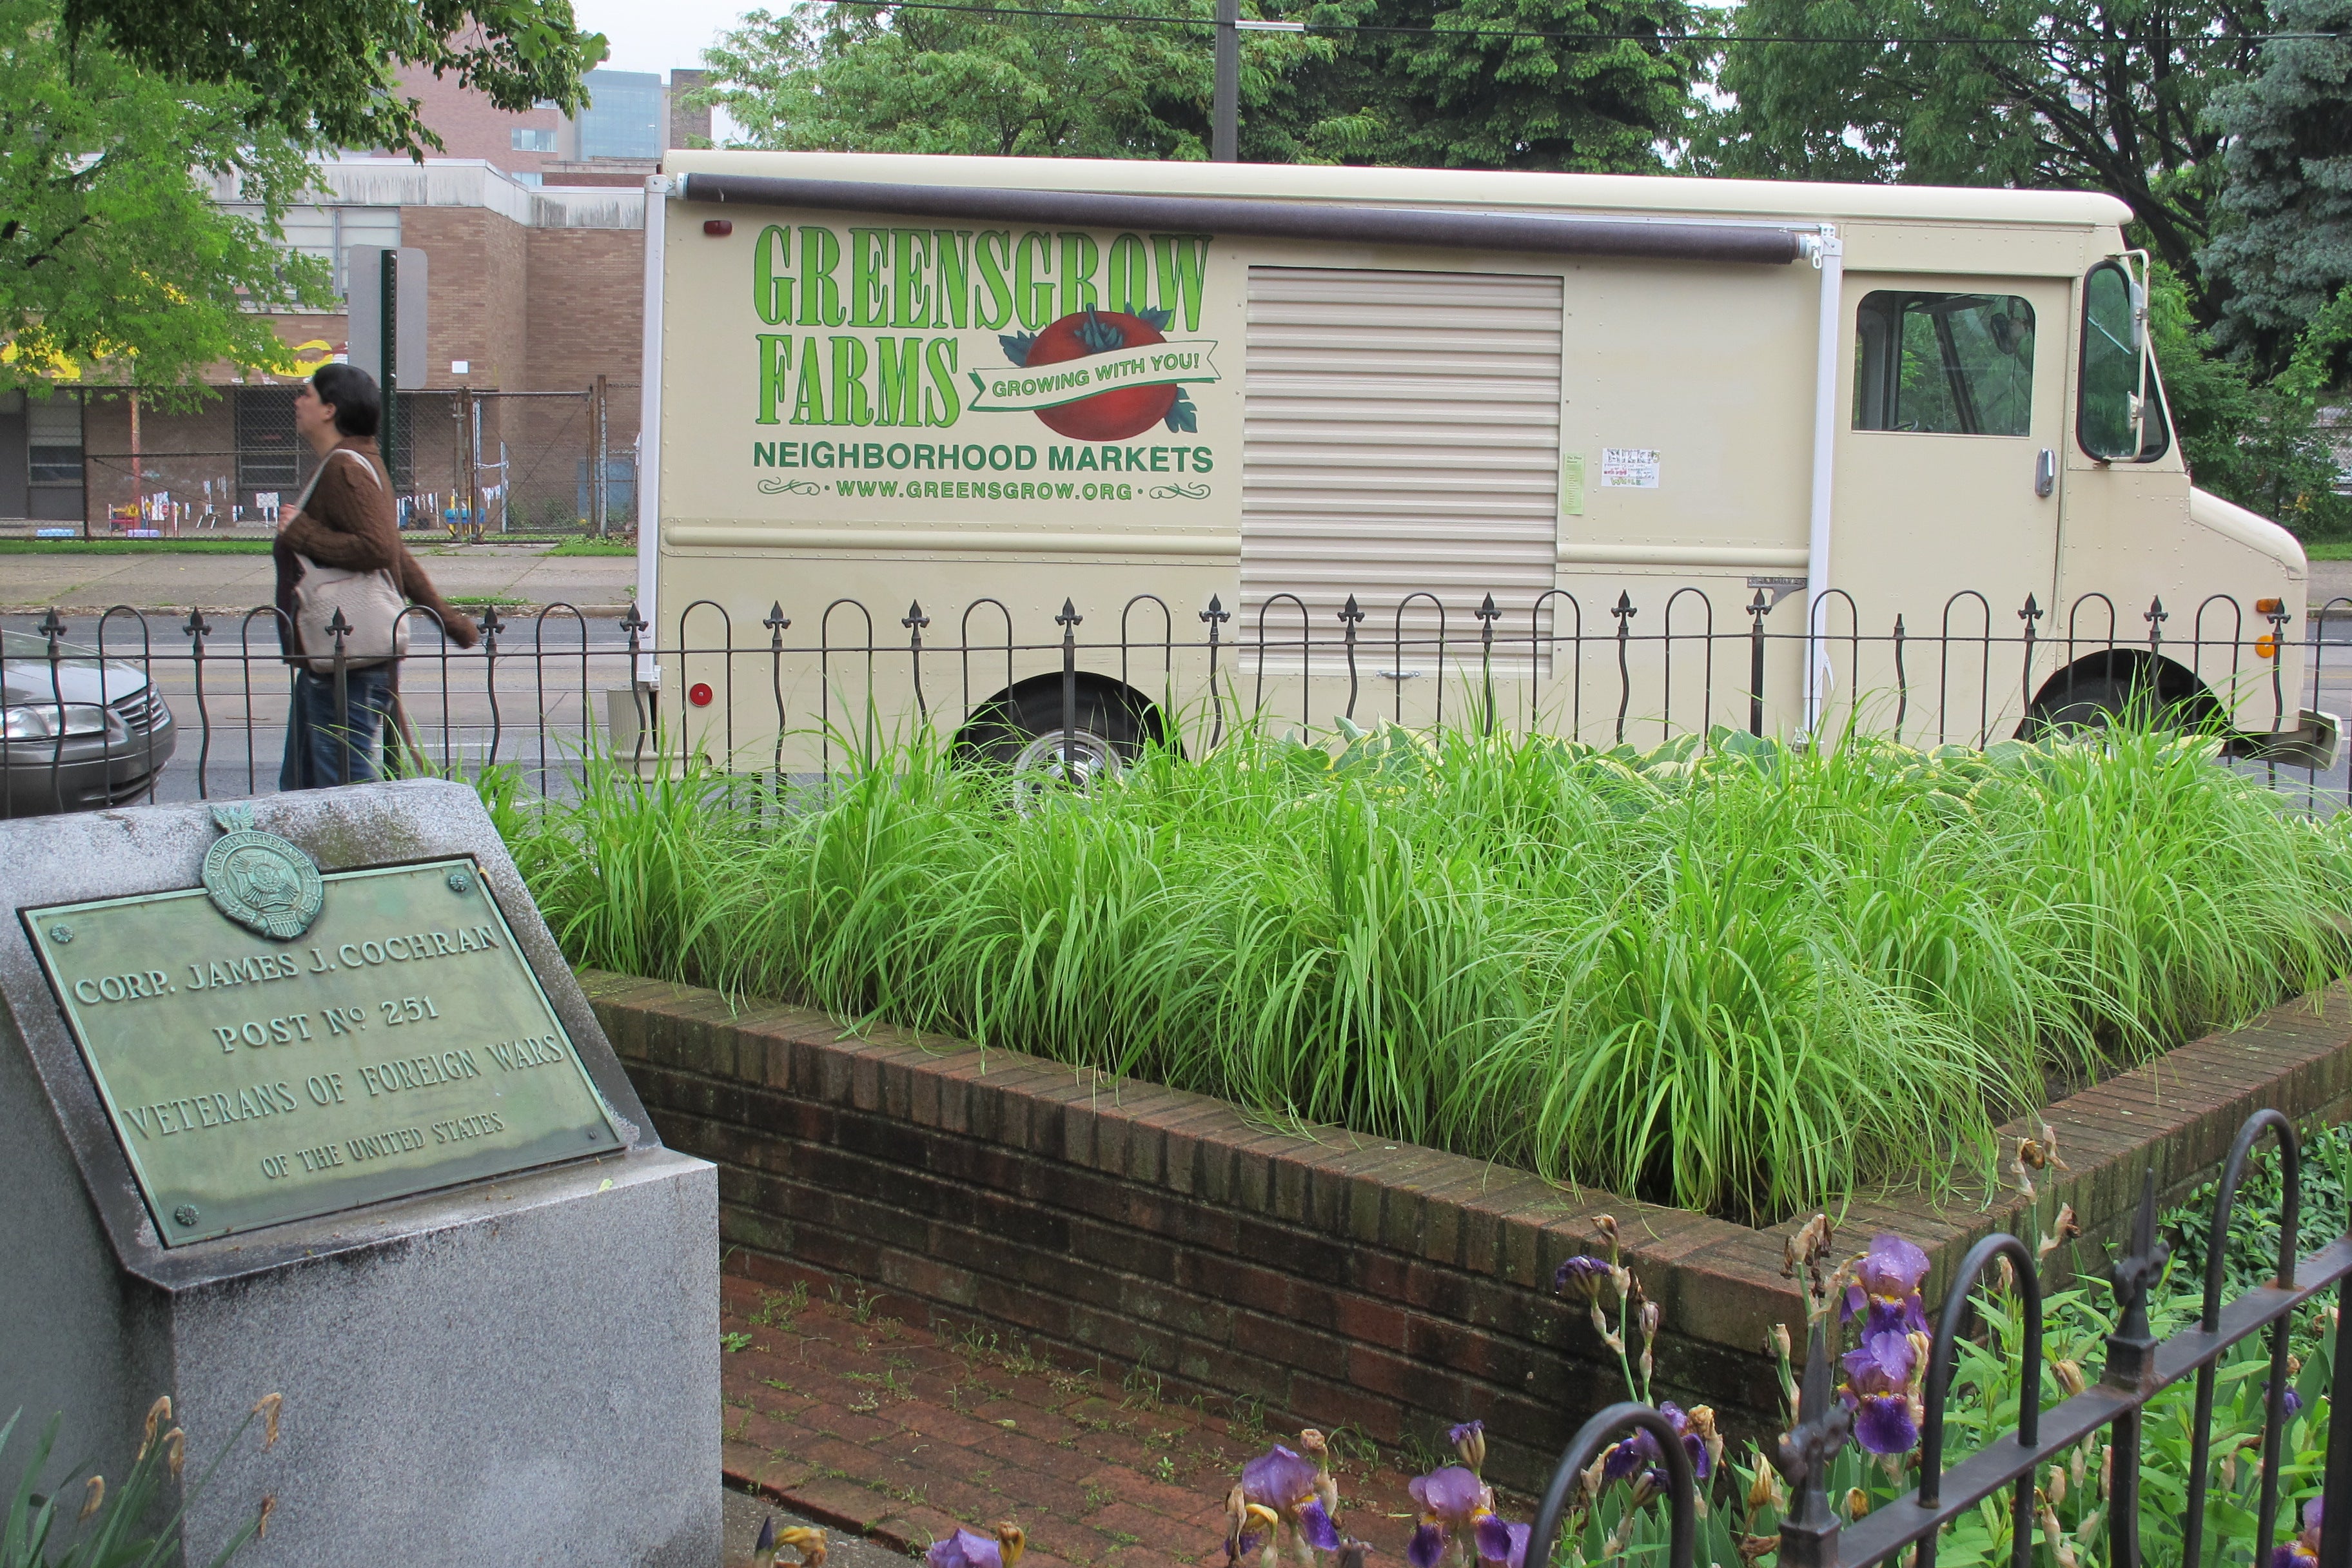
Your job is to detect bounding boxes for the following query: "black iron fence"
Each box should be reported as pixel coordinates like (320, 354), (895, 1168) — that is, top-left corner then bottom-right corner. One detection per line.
(3, 585), (2347, 819)
(1524, 1110), (2347, 1567)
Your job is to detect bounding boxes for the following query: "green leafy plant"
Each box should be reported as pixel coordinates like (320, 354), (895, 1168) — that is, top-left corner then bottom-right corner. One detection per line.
(496, 718), (2352, 1220)
(2, 1393), (280, 1568)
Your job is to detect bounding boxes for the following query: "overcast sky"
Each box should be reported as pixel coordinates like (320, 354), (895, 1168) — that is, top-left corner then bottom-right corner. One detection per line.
(574, 0), (758, 77)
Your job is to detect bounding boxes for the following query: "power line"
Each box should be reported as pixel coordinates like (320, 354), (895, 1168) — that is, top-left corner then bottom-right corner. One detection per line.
(816, 0), (2339, 46)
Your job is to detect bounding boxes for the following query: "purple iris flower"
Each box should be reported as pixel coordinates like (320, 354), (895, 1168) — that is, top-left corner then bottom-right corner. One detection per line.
(1598, 1404), (1710, 1487)
(1406, 1465), (1493, 1568)
(1841, 1331), (1916, 1392)
(2274, 1496), (2327, 1567)
(1836, 1327), (1923, 1455)
(928, 1531), (1008, 1568)
(1473, 1519), (1528, 1568)
(1239, 1445), (1340, 1554)
(1842, 1234), (1932, 1335)
(1554, 1256), (1612, 1302)
(1448, 1420), (1484, 1448)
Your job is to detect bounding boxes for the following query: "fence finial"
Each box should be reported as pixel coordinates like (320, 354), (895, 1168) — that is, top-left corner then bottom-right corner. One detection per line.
(1772, 1318), (1849, 1567)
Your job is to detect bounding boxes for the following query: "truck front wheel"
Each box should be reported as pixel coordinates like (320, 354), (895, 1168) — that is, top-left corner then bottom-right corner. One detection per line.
(2019, 663), (2219, 740)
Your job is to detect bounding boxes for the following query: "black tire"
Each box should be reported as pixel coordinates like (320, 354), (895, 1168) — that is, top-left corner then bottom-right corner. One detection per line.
(956, 677), (1150, 785)
(2020, 669), (2217, 740)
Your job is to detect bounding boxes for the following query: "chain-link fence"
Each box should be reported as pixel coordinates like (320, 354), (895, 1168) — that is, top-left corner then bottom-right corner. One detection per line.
(64, 383), (638, 538)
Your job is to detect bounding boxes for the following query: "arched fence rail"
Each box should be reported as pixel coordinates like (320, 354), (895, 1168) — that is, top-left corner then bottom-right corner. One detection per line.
(1, 586), (2344, 816)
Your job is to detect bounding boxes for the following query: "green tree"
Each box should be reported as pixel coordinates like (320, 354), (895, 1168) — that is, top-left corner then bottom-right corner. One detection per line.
(700, 0), (1324, 161)
(700, 0), (1703, 172)
(1698, 0), (2266, 313)
(60, 0), (607, 159)
(2149, 261), (2352, 535)
(1295, 0), (1704, 172)
(2199, 0), (2352, 371)
(0, 0), (334, 402)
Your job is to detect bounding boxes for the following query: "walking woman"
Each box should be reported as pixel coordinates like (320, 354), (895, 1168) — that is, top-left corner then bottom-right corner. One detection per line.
(273, 363), (477, 787)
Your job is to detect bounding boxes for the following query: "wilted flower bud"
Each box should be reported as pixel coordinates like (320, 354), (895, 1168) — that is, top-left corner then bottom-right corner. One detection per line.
(1747, 1464), (1781, 1513)
(1770, 1324), (1792, 1361)
(257, 1496), (277, 1541)
(163, 1429), (185, 1478)
(1554, 1256), (1612, 1304)
(1638, 1295), (1661, 1345)
(78, 1476), (104, 1523)
(1594, 1214), (1619, 1255)
(251, 1392), (282, 1452)
(139, 1396), (170, 1460)
(2045, 1464), (2066, 1507)
(2052, 1359), (2086, 1397)
(1845, 1487), (1869, 1522)
(2038, 1204), (2081, 1262)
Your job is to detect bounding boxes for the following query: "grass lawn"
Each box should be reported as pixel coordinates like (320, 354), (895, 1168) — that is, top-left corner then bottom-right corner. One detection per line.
(493, 721), (2352, 1222)
(2306, 540), (2352, 560)
(0, 537), (274, 554)
(547, 536), (635, 556)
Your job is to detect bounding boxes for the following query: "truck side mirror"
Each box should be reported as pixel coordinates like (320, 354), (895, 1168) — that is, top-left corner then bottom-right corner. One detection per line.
(2078, 257), (2163, 462)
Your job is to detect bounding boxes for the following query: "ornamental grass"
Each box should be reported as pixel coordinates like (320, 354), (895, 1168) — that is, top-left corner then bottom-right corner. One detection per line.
(491, 720), (2352, 1222)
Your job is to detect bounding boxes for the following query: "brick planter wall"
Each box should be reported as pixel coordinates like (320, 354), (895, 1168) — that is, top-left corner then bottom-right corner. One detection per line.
(587, 970), (2352, 1490)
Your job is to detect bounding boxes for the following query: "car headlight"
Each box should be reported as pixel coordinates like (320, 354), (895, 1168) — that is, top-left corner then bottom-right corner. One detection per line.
(3, 704), (109, 740)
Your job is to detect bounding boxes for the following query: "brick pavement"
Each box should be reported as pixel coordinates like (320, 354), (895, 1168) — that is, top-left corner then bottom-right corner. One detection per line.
(718, 1266), (1510, 1568)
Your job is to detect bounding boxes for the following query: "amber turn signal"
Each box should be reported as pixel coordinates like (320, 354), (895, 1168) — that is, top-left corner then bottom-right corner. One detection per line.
(2257, 634), (2280, 658)
(2257, 598), (2285, 614)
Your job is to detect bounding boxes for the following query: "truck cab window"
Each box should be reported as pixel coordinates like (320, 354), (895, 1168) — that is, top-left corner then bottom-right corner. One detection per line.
(2077, 260), (2172, 462)
(1852, 291), (2035, 435)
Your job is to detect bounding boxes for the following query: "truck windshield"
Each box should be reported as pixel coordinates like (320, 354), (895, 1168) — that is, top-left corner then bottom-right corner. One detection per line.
(1852, 291), (2035, 436)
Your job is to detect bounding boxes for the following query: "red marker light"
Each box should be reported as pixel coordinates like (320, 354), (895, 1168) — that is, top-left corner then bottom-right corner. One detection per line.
(688, 682), (714, 707)
(703, 219), (734, 237)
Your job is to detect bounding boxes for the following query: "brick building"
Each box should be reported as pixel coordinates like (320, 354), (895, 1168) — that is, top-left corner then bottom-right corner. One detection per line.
(0, 68), (710, 531)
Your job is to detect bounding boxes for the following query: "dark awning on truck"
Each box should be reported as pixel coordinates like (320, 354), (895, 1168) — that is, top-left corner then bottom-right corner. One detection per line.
(676, 173), (1807, 266)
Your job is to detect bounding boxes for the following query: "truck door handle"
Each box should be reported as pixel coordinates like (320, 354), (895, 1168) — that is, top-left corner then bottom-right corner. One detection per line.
(2035, 448), (2057, 498)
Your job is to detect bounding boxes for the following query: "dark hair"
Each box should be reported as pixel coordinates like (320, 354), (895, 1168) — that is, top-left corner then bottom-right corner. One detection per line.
(310, 362), (380, 438)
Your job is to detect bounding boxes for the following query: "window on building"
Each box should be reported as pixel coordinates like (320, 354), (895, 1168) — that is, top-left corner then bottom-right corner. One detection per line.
(578, 69), (665, 159)
(235, 388), (300, 493)
(511, 126), (557, 152)
(219, 204), (401, 297)
(1852, 291), (2036, 436)
(26, 393), (83, 485)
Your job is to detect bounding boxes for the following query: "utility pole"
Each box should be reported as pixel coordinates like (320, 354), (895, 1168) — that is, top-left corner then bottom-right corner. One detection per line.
(1213, 0), (1240, 161)
(379, 248), (399, 498)
(1212, 7), (1303, 162)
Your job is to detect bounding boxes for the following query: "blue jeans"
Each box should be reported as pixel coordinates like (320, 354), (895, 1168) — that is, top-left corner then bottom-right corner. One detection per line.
(280, 665), (395, 790)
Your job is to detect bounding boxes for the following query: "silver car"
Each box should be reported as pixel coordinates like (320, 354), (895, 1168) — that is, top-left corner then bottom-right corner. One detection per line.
(3, 629), (177, 817)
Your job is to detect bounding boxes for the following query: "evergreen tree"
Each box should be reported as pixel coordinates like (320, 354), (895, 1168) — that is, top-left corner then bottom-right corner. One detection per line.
(2199, 0), (2352, 373)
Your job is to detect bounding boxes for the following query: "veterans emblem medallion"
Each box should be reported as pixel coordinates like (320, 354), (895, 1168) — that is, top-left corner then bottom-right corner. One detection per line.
(201, 803), (324, 941)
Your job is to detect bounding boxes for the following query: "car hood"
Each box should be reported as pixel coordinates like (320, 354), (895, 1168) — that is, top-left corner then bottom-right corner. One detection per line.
(3, 653), (150, 707)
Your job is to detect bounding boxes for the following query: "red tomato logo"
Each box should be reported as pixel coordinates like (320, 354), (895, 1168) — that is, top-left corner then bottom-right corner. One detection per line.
(1000, 308), (1197, 444)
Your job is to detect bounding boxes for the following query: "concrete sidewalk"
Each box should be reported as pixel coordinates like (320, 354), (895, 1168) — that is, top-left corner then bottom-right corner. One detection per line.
(0, 543), (636, 614)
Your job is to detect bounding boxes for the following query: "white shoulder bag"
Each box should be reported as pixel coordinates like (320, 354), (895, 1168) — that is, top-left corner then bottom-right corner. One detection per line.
(291, 449), (411, 674)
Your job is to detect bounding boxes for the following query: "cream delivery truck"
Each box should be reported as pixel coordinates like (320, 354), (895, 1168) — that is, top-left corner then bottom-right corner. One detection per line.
(634, 150), (2336, 776)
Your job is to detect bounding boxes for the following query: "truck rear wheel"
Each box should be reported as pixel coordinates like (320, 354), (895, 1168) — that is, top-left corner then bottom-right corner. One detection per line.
(957, 677), (1150, 787)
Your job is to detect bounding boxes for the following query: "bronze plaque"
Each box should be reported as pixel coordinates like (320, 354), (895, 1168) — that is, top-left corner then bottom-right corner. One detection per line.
(23, 856), (623, 1246)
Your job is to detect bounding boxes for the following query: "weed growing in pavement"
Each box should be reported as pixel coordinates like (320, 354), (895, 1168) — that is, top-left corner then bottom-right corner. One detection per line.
(752, 1284), (811, 1331)
(723, 1331), (753, 1353)
(499, 720), (2352, 1220)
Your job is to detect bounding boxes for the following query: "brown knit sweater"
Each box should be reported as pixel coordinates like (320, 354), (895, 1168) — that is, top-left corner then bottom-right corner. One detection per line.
(271, 437), (478, 661)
